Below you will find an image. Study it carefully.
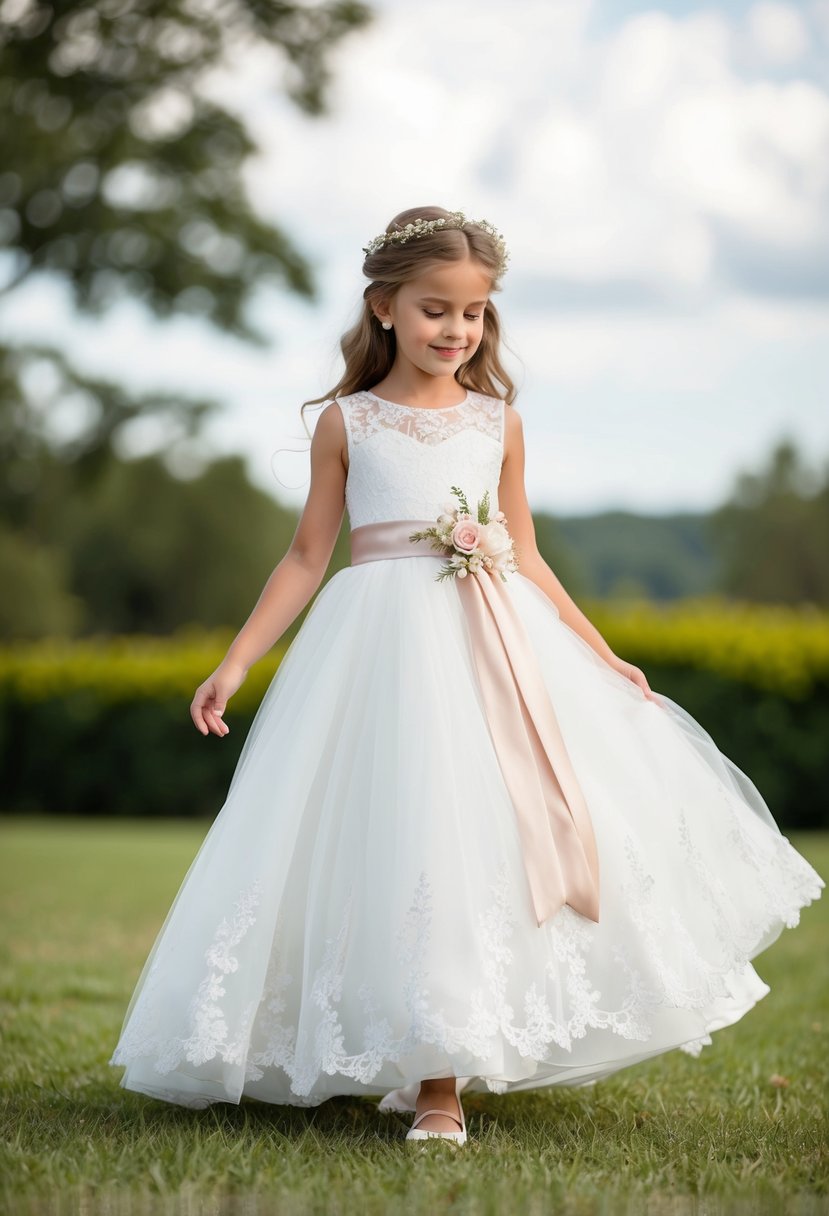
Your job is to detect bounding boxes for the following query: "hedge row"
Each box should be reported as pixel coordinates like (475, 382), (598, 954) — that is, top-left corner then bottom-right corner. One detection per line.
(1, 598), (827, 828)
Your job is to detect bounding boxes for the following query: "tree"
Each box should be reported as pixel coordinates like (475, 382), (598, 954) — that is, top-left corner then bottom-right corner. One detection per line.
(0, 0), (371, 500)
(707, 438), (829, 606)
(61, 453), (316, 635)
(0, 450), (353, 638)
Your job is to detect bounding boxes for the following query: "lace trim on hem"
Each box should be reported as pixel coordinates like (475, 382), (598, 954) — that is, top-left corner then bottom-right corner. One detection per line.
(109, 797), (822, 1101)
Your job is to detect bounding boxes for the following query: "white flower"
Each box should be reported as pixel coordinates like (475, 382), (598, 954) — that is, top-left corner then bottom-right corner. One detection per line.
(479, 520), (512, 557)
(362, 211), (510, 279)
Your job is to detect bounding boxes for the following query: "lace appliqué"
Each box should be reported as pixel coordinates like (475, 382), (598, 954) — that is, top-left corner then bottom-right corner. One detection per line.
(339, 390), (506, 529)
(617, 789), (823, 1057)
(108, 877), (264, 1075)
(110, 808), (822, 1098)
(344, 390), (502, 447)
(245, 863), (696, 1102)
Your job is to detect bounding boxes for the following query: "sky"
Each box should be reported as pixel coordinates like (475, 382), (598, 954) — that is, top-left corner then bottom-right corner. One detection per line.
(2, 0), (828, 515)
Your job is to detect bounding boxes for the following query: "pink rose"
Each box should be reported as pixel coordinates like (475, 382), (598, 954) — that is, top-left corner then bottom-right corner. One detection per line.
(452, 520), (482, 554)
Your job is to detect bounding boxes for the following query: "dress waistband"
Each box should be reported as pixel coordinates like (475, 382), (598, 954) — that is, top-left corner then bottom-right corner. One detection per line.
(350, 519), (441, 565)
(348, 518), (601, 929)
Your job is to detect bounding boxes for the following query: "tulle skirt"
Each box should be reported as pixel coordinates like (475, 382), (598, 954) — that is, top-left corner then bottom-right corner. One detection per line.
(108, 557), (824, 1108)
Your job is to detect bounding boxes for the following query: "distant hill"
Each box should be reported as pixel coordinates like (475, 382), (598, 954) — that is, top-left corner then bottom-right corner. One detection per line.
(534, 509), (719, 601)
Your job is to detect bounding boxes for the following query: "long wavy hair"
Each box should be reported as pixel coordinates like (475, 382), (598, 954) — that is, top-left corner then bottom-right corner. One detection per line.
(300, 205), (516, 435)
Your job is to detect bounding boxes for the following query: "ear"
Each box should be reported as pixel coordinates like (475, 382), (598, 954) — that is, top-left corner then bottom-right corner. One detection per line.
(371, 294), (393, 325)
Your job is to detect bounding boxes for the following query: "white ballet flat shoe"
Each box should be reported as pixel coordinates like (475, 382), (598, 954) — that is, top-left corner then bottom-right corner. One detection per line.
(378, 1075), (468, 1114)
(404, 1086), (467, 1147)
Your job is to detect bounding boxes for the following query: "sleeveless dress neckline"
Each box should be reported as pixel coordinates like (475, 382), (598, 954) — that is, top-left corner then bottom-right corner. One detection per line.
(365, 387), (470, 412)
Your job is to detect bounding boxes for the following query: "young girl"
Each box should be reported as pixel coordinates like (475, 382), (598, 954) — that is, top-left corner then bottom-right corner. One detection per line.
(109, 206), (824, 1148)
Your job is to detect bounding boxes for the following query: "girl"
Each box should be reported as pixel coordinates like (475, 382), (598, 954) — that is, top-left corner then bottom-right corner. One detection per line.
(109, 206), (824, 1148)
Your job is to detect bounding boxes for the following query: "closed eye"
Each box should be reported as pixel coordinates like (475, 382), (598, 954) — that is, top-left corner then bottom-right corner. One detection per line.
(423, 310), (481, 320)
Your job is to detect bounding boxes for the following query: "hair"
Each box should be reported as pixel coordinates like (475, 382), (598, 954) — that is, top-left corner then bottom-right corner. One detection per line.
(300, 205), (516, 434)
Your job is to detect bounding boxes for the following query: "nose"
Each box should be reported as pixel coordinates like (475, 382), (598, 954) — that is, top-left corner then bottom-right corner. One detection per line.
(442, 316), (464, 339)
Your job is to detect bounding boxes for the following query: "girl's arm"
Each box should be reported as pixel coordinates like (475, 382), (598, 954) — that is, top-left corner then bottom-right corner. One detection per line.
(190, 402), (348, 736)
(498, 406), (656, 700)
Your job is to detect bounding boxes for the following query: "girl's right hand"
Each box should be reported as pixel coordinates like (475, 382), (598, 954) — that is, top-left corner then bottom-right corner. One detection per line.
(190, 660), (247, 737)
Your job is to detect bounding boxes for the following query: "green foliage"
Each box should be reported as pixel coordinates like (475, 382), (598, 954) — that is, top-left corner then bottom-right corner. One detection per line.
(585, 597), (829, 699)
(0, 818), (826, 1211)
(0, 343), (220, 514)
(542, 440), (829, 608)
(0, 0), (372, 522)
(4, 597), (826, 703)
(1, 599), (827, 826)
(0, 631), (282, 709)
(0, 525), (82, 637)
(61, 453), (306, 635)
(0, 0), (371, 329)
(0, 0), (371, 653)
(551, 509), (718, 601)
(449, 484), (472, 516)
(0, 450), (351, 639)
(477, 487), (491, 524)
(707, 439), (829, 607)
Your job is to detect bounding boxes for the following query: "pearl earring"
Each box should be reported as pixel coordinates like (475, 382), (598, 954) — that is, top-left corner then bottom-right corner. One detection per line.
(381, 321), (392, 331)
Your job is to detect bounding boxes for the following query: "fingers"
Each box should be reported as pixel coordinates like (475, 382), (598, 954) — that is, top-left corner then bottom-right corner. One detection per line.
(190, 683), (230, 737)
(205, 703), (230, 737)
(614, 659), (663, 707)
(629, 666), (658, 702)
(637, 672), (660, 703)
(190, 695), (209, 735)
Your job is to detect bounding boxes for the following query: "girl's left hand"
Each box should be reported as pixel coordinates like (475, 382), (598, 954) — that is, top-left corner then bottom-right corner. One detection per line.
(609, 655), (659, 702)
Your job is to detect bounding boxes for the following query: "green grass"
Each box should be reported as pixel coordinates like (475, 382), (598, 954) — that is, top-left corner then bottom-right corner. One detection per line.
(0, 817), (827, 1216)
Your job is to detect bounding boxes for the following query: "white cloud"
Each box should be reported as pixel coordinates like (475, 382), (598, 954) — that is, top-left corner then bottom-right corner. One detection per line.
(2, 0), (827, 515)
(194, 0), (829, 301)
(654, 79), (829, 241)
(746, 2), (810, 64)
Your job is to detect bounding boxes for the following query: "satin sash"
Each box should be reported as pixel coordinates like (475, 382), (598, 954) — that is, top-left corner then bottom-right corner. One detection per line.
(350, 518), (601, 927)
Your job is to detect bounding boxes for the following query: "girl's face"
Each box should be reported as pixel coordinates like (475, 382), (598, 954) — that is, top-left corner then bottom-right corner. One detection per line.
(375, 255), (492, 382)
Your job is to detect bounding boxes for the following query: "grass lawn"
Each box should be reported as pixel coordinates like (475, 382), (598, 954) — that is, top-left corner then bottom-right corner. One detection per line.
(0, 816), (826, 1216)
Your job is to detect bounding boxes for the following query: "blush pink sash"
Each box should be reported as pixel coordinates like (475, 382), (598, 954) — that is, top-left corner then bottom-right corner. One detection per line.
(350, 518), (601, 928)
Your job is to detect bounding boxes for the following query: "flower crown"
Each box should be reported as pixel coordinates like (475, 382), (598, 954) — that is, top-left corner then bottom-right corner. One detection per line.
(362, 211), (510, 278)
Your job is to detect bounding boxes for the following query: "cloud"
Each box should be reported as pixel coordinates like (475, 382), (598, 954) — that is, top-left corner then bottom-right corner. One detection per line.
(220, 1), (829, 308)
(2, 0), (827, 514)
(746, 2), (810, 64)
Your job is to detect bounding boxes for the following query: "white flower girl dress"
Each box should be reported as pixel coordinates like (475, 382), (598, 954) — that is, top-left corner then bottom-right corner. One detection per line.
(108, 388), (824, 1110)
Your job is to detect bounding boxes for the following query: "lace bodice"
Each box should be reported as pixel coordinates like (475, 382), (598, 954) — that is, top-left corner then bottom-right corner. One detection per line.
(336, 389), (506, 529)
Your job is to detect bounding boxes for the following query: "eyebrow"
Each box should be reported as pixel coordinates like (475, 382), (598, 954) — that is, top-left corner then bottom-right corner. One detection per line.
(417, 296), (489, 306)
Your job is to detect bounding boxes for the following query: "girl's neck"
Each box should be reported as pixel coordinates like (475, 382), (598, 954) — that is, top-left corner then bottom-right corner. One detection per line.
(369, 370), (465, 410)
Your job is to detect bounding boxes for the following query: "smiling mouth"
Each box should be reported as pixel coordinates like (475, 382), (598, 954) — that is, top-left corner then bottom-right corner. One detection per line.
(432, 346), (467, 353)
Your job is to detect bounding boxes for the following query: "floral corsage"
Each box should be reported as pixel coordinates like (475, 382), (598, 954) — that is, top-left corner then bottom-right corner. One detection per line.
(409, 485), (519, 582)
